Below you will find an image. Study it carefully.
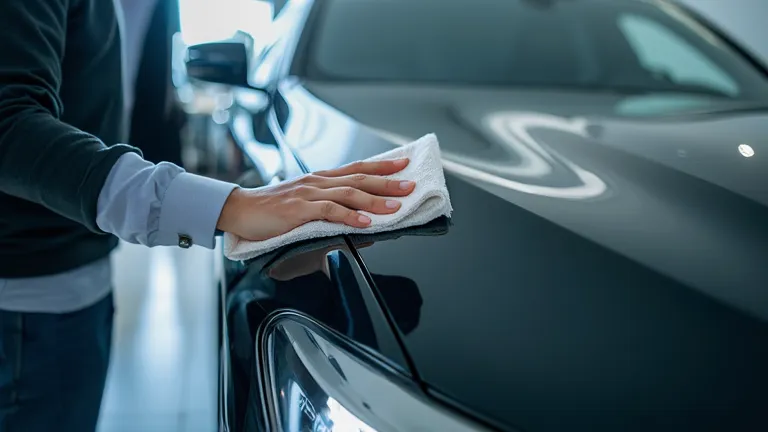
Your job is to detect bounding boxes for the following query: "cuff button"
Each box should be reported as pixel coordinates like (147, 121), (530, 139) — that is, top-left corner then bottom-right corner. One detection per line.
(178, 235), (193, 249)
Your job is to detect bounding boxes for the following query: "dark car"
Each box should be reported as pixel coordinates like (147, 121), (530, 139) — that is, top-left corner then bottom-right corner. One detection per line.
(184, 0), (768, 431)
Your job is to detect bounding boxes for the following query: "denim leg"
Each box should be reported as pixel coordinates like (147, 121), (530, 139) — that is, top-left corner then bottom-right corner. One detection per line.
(0, 294), (114, 432)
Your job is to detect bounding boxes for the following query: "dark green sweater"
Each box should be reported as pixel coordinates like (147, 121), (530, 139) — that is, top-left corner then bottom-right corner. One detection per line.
(0, 0), (141, 277)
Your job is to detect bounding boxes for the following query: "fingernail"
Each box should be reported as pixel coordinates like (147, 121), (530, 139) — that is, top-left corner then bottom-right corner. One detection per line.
(358, 214), (371, 224)
(394, 159), (408, 167)
(385, 200), (400, 209)
(399, 181), (414, 190)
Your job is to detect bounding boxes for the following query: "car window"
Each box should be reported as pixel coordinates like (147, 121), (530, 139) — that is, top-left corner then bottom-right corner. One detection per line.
(618, 14), (739, 96)
(303, 0), (768, 99)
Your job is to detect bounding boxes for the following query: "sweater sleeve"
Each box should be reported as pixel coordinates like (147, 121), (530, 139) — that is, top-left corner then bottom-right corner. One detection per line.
(0, 0), (141, 233)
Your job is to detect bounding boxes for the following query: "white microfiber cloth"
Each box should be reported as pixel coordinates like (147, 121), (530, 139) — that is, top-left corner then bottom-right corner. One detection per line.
(223, 133), (453, 261)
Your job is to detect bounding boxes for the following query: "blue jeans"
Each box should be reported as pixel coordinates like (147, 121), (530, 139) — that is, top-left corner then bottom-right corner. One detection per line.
(0, 294), (113, 432)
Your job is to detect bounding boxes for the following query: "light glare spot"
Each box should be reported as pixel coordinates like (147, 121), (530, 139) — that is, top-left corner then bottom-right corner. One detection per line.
(738, 144), (755, 158)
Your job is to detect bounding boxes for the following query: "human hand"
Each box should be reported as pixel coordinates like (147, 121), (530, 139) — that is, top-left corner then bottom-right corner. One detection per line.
(216, 159), (415, 241)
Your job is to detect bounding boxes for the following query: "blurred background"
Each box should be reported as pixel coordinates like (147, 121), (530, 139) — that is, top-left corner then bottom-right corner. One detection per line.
(100, 1), (768, 431)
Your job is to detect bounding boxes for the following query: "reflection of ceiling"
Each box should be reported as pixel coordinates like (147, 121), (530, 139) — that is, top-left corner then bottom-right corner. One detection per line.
(614, 94), (716, 116)
(369, 111), (607, 200)
(441, 157), (606, 200)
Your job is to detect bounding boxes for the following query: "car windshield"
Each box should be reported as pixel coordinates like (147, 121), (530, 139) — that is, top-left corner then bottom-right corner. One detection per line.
(303, 0), (768, 100)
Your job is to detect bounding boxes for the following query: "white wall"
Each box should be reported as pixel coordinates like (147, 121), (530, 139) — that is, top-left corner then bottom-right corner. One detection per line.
(677, 0), (768, 63)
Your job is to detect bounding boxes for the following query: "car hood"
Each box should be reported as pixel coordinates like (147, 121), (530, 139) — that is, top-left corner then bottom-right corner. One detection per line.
(288, 82), (768, 431)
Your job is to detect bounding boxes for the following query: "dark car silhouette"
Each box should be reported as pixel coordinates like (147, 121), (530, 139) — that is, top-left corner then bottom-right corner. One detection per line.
(183, 1), (768, 431)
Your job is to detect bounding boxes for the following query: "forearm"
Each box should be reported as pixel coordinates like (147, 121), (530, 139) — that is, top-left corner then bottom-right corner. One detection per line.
(96, 153), (238, 249)
(0, 109), (139, 231)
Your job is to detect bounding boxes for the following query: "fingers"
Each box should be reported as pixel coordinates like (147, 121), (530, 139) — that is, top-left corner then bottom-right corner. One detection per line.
(304, 186), (402, 215)
(315, 158), (410, 178)
(291, 158), (415, 229)
(304, 173), (415, 197)
(306, 201), (372, 228)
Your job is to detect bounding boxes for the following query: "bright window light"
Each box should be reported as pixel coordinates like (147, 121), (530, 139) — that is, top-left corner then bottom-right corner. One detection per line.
(178, 0), (273, 45)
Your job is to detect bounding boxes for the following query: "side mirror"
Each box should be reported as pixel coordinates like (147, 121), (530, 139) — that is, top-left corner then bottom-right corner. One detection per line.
(185, 41), (252, 88)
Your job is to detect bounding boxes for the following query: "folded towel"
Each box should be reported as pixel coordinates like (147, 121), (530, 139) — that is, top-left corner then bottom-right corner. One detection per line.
(223, 133), (453, 261)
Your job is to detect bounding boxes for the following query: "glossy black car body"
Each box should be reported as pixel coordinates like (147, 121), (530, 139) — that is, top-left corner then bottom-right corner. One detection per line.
(193, 1), (768, 431)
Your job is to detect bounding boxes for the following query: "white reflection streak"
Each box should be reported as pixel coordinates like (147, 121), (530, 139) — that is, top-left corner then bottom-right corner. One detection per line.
(368, 111), (606, 200)
(232, 113), (283, 173)
(327, 398), (377, 432)
(480, 111), (607, 198)
(441, 157), (606, 199)
(484, 113), (554, 177)
(288, 87), (358, 169)
(139, 248), (181, 375)
(289, 382), (303, 432)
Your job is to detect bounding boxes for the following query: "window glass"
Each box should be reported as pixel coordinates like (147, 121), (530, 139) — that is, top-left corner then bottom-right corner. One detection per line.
(618, 14), (739, 96)
(303, 0), (768, 99)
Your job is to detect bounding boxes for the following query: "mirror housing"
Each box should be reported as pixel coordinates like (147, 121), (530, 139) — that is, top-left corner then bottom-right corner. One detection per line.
(185, 41), (254, 88)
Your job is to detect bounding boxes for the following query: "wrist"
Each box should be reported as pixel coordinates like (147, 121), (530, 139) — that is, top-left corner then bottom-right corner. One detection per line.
(217, 186), (245, 233)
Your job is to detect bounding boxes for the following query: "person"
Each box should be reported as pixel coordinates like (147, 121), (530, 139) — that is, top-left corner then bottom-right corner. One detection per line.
(0, 0), (416, 431)
(122, 0), (186, 166)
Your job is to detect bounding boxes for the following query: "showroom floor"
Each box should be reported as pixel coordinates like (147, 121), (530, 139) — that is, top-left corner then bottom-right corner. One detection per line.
(96, 241), (219, 432)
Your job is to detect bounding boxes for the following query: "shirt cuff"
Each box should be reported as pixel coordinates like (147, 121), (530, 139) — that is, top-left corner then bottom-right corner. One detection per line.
(156, 173), (238, 249)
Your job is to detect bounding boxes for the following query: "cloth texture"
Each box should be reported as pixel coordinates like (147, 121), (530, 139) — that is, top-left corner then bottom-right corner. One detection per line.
(0, 293), (114, 432)
(224, 133), (453, 261)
